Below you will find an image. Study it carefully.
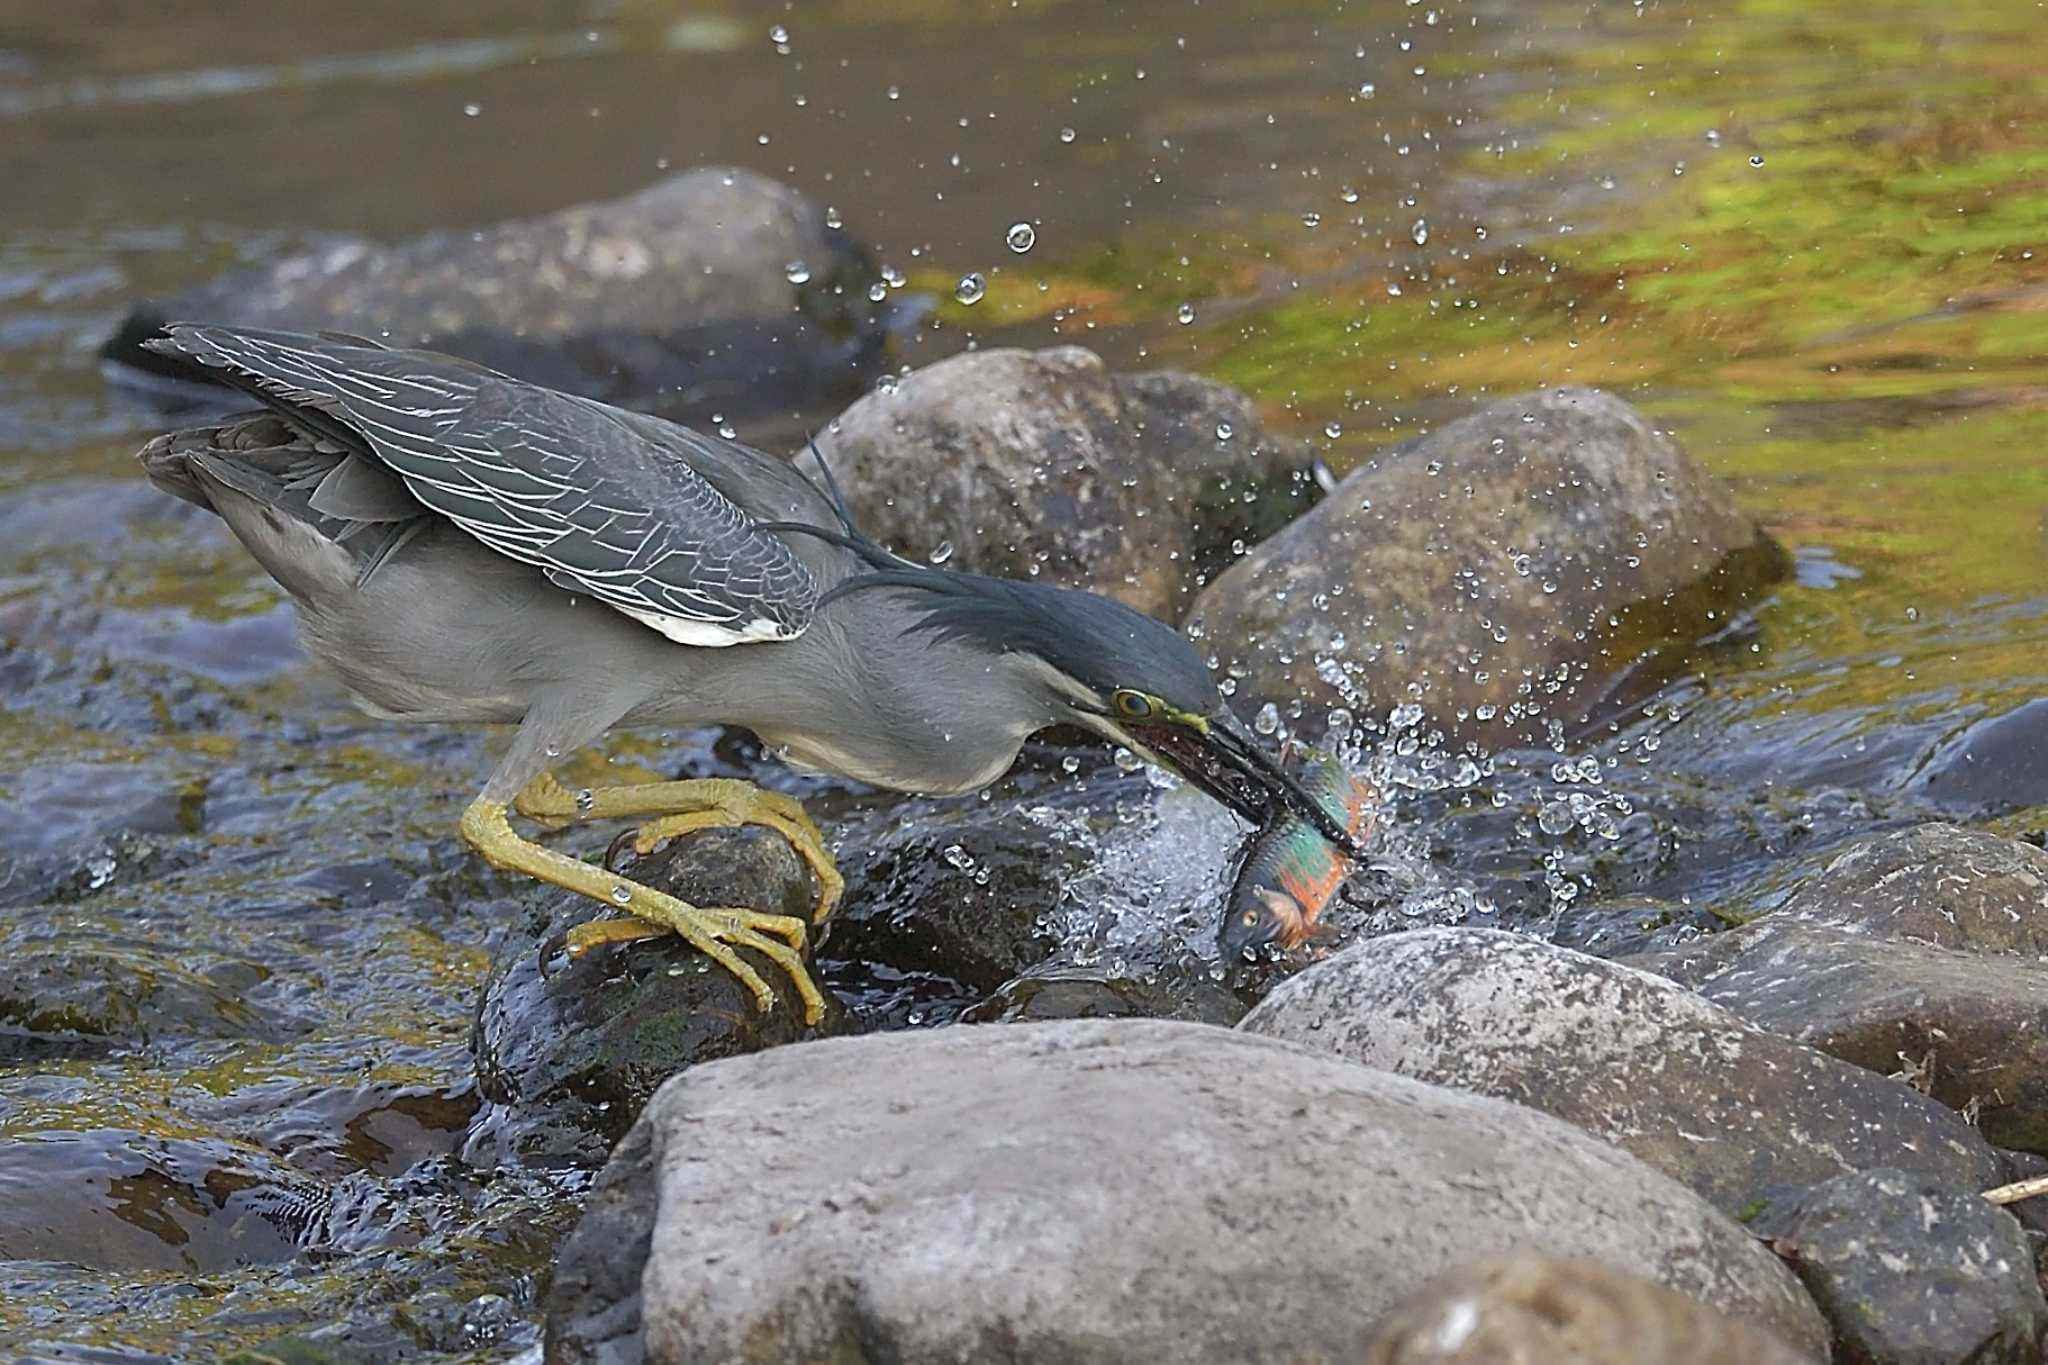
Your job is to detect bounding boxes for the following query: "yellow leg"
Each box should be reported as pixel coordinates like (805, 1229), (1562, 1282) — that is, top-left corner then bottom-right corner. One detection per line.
(460, 798), (825, 1024)
(513, 772), (843, 926)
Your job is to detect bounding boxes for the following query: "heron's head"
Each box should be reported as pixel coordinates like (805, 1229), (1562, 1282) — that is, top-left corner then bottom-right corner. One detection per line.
(859, 570), (1364, 853)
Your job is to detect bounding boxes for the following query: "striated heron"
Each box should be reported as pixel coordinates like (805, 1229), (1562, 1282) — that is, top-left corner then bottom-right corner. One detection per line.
(137, 324), (1358, 1022)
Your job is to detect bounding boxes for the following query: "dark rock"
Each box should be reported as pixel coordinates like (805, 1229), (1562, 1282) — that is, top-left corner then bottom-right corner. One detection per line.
(818, 767), (1250, 1025)
(469, 825), (845, 1167)
(1362, 1254), (1818, 1365)
(1186, 387), (1788, 742)
(1240, 929), (2003, 1218)
(1763, 1169), (2046, 1365)
(960, 960), (1246, 1026)
(544, 1019), (1826, 1362)
(1549, 895), (1725, 958)
(805, 346), (1319, 620)
(104, 168), (889, 427)
(1913, 698), (2048, 814)
(1634, 823), (2048, 1152)
(544, 1118), (661, 1365)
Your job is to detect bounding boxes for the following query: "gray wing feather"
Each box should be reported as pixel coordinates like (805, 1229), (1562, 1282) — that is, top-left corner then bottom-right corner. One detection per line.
(155, 323), (818, 646)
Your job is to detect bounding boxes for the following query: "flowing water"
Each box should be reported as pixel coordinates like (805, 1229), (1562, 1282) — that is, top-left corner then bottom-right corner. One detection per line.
(2, 0), (2044, 1357)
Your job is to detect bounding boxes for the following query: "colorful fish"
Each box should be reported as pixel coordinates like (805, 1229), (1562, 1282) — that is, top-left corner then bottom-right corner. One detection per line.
(1219, 748), (1377, 960)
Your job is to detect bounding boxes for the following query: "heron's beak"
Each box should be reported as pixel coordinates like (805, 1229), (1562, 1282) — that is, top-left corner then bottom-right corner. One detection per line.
(1124, 711), (1366, 857)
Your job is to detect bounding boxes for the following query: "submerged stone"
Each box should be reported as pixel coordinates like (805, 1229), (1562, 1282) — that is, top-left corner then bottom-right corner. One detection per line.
(102, 168), (892, 427)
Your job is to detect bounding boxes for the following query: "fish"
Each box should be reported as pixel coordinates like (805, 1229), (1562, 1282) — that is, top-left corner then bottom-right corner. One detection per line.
(1218, 747), (1378, 961)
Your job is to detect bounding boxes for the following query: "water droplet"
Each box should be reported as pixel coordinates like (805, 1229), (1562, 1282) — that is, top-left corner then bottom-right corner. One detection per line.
(886, 85), (901, 100)
(610, 885), (632, 905)
(1006, 222), (1036, 253)
(1302, 211), (1322, 229)
(1748, 154), (1765, 167)
(1059, 754), (1081, 775)
(784, 260), (813, 285)
(463, 103), (482, 118)
(1176, 302), (1196, 325)
(1113, 747), (1143, 773)
(942, 843), (974, 870)
(881, 264), (906, 288)
(824, 205), (843, 229)
(1058, 126), (1077, 143)
(1215, 422), (1234, 441)
(1339, 186), (1360, 204)
(1410, 218), (1429, 246)
(1358, 82), (1377, 98)
(928, 539), (955, 565)
(954, 272), (986, 305)
(543, 744), (561, 759)
(1253, 702), (1282, 736)
(769, 23), (789, 43)
(868, 282), (888, 302)
(575, 788), (596, 815)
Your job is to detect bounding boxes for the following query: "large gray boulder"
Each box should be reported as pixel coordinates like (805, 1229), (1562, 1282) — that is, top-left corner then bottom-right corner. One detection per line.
(1635, 823), (2048, 1152)
(544, 1018), (1826, 1363)
(1239, 929), (2004, 1218)
(806, 346), (1319, 620)
(104, 168), (889, 424)
(1186, 387), (1786, 740)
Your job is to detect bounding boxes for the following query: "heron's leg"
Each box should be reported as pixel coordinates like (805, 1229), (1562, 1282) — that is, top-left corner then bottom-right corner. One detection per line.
(513, 773), (843, 926)
(460, 797), (825, 1024)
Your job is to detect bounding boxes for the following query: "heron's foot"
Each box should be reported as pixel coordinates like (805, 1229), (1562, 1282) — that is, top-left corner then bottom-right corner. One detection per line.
(563, 897), (823, 1024)
(631, 791), (843, 928)
(461, 797), (824, 1024)
(511, 774), (842, 926)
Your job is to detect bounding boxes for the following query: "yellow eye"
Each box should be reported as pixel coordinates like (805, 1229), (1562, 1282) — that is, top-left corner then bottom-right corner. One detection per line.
(1241, 910), (1260, 926)
(1113, 690), (1156, 719)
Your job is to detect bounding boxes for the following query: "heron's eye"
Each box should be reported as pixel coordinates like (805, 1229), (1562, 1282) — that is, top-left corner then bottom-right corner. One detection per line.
(1112, 690), (1157, 719)
(1114, 687), (1163, 720)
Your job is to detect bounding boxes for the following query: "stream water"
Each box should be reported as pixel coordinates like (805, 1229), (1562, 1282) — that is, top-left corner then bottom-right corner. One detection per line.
(2, 0), (2043, 1358)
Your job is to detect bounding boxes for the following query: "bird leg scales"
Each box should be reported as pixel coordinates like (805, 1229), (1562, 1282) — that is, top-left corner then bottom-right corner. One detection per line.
(513, 772), (842, 925)
(460, 797), (825, 1024)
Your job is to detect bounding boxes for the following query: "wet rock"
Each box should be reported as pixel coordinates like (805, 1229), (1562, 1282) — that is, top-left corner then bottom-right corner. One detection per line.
(469, 825), (845, 1168)
(804, 347), (1319, 619)
(1760, 1168), (2046, 1365)
(1240, 929), (2002, 1217)
(544, 1019), (1826, 1363)
(818, 788), (1078, 1000)
(103, 168), (889, 426)
(0, 1130), (322, 1271)
(818, 765), (1250, 1026)
(960, 960), (1246, 1026)
(0, 942), (290, 1061)
(1635, 823), (2048, 1153)
(1186, 387), (1787, 741)
(1362, 1254), (1817, 1365)
(1913, 697), (2048, 814)
(1548, 894), (1725, 958)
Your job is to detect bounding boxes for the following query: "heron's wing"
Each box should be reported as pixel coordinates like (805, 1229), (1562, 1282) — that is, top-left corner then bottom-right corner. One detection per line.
(152, 323), (818, 647)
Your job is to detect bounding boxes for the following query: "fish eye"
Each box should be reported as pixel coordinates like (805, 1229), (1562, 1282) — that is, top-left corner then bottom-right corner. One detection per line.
(1113, 690), (1156, 719)
(1241, 910), (1260, 926)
